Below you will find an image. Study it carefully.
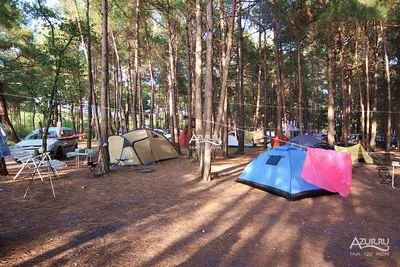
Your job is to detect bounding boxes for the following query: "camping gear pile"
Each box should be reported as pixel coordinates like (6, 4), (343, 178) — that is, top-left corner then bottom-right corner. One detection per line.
(238, 135), (370, 201)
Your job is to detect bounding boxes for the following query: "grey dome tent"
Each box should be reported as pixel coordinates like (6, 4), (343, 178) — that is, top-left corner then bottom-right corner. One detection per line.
(285, 135), (333, 150)
(108, 129), (179, 165)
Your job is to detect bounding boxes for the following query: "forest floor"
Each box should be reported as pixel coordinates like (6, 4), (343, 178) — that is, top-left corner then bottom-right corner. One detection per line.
(0, 144), (399, 267)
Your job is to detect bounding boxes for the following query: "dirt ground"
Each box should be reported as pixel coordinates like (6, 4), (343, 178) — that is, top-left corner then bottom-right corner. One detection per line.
(0, 145), (399, 267)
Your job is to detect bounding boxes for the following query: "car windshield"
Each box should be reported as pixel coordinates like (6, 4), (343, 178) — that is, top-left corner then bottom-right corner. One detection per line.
(24, 131), (58, 140)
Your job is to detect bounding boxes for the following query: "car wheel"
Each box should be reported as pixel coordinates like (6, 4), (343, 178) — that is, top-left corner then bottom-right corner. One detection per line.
(55, 147), (64, 160)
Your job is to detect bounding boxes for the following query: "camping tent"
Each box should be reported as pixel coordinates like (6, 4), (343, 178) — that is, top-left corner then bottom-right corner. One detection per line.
(244, 129), (265, 146)
(286, 135), (322, 149)
(228, 135), (238, 147)
(334, 144), (373, 164)
(237, 146), (331, 200)
(108, 129), (179, 165)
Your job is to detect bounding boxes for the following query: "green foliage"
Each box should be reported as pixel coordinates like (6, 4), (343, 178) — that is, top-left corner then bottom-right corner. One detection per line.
(0, 0), (22, 29)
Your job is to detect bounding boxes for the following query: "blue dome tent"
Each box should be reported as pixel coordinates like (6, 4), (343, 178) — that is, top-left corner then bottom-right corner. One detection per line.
(237, 146), (332, 200)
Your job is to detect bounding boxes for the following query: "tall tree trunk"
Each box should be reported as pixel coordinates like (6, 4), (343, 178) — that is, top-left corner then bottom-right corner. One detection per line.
(166, 0), (180, 154)
(365, 38), (370, 147)
(31, 99), (35, 129)
(145, 23), (156, 130)
(355, 24), (365, 145)
(86, 0), (93, 148)
(128, 57), (134, 131)
(195, 0), (203, 175)
(347, 73), (353, 134)
(138, 69), (143, 128)
(155, 105), (159, 129)
(0, 82), (20, 142)
(339, 24), (348, 146)
(272, 0), (283, 143)
(185, 0), (193, 157)
(15, 103), (21, 136)
(74, 0), (93, 147)
(100, 0), (110, 173)
(326, 22), (335, 145)
(131, 0), (140, 130)
(164, 91), (169, 130)
(381, 21), (391, 160)
(296, 30), (303, 134)
(108, 88), (115, 135)
(217, 0), (235, 157)
(223, 87), (229, 157)
(124, 67), (130, 132)
(311, 61), (316, 130)
(148, 59), (155, 130)
(71, 104), (76, 133)
(41, 31), (69, 155)
(236, 1), (244, 154)
(212, 0), (236, 138)
(279, 41), (286, 138)
(370, 21), (379, 151)
(111, 29), (121, 133)
(263, 31), (269, 139)
(203, 0), (213, 181)
(92, 68), (101, 140)
(79, 98), (84, 134)
(218, 0), (227, 154)
(254, 27), (262, 128)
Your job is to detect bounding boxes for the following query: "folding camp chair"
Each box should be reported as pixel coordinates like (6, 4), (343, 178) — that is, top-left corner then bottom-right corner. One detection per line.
(376, 167), (397, 186)
(10, 146), (67, 197)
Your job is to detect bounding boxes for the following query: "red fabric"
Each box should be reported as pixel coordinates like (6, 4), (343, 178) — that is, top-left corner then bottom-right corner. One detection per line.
(271, 136), (280, 147)
(301, 148), (352, 197)
(179, 130), (189, 147)
(283, 135), (289, 144)
(55, 133), (86, 140)
(271, 135), (289, 147)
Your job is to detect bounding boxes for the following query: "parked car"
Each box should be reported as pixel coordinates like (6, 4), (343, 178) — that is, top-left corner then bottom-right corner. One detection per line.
(376, 134), (385, 144)
(16, 127), (78, 160)
(391, 136), (398, 146)
(374, 134), (397, 146)
(347, 134), (362, 145)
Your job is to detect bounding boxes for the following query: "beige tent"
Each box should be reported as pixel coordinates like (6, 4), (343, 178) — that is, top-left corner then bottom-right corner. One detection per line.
(244, 129), (265, 146)
(108, 129), (179, 165)
(334, 144), (373, 164)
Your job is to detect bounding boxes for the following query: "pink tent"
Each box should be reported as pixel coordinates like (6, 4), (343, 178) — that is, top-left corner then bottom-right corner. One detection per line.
(301, 148), (352, 197)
